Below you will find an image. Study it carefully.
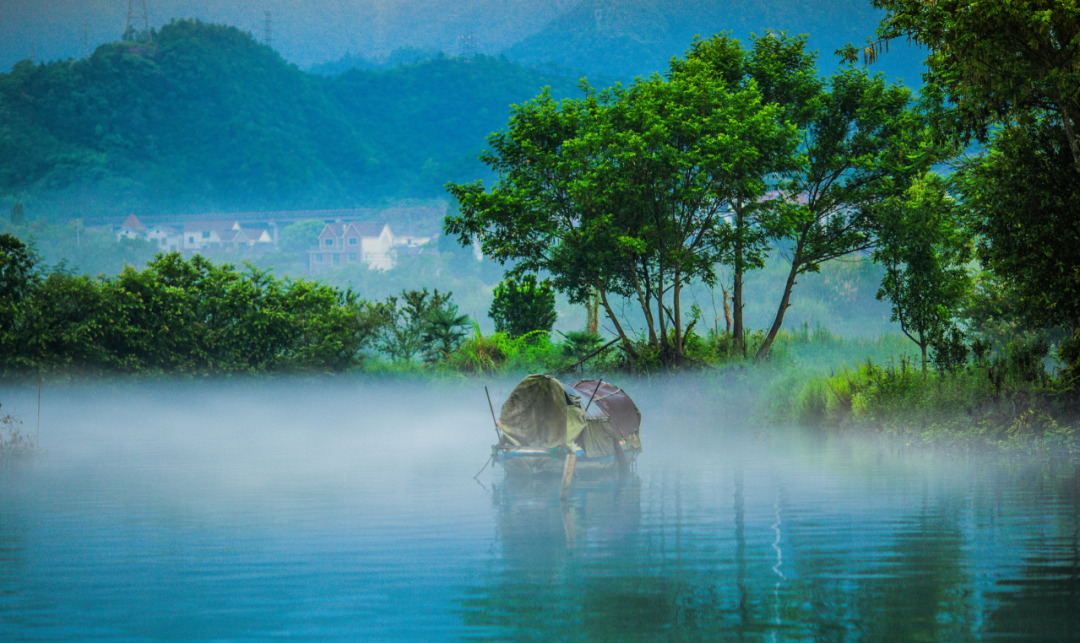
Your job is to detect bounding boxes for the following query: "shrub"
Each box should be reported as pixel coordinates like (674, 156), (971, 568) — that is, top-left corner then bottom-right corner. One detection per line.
(488, 274), (557, 338)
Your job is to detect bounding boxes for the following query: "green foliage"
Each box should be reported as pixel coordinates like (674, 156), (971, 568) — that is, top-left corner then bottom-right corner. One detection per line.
(9, 202), (24, 225)
(764, 334), (1077, 446)
(0, 245), (391, 376)
(558, 330), (603, 359)
(489, 274), (557, 338)
(959, 122), (1080, 332)
(380, 288), (452, 362)
(421, 302), (470, 363)
(929, 326), (970, 375)
(447, 34), (801, 365)
(873, 172), (973, 369)
(755, 63), (933, 358)
(0, 233), (38, 302)
(678, 32), (819, 355)
(865, 0), (1080, 169)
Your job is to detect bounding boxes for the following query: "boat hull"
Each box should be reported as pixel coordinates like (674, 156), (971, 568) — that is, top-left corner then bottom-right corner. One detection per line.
(494, 446), (640, 476)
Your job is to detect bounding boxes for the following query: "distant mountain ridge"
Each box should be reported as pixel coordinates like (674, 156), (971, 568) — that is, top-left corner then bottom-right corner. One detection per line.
(505, 0), (924, 80)
(0, 20), (590, 221)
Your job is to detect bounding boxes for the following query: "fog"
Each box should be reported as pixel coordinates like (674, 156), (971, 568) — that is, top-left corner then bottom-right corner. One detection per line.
(2, 0), (924, 81)
(3, 378), (1078, 640)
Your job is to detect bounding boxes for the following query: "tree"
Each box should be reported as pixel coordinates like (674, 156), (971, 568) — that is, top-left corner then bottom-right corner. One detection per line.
(873, 173), (973, 372)
(854, 0), (1080, 171)
(9, 202), (25, 225)
(0, 233), (37, 303)
(379, 288), (452, 362)
(421, 303), (470, 363)
(676, 32), (819, 356)
(489, 274), (557, 338)
(447, 44), (798, 365)
(958, 121), (1080, 333)
(755, 66), (930, 359)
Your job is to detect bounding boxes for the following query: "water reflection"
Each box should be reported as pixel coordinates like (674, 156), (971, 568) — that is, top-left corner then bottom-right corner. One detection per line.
(461, 445), (1080, 642)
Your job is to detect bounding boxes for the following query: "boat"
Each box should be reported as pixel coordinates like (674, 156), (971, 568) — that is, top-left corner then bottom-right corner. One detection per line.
(490, 374), (642, 477)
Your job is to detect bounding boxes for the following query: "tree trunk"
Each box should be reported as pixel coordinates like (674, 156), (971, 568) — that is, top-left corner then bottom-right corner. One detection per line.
(722, 286), (732, 334)
(587, 288), (598, 334)
(672, 269), (683, 359)
(755, 239), (804, 360)
(633, 269), (657, 347)
(598, 287), (636, 358)
(657, 264), (669, 356)
(732, 199), (746, 356)
(1059, 96), (1080, 172)
(920, 340), (928, 379)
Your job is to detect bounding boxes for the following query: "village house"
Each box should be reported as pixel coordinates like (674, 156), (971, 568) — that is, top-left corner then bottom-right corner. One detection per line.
(147, 224), (183, 252)
(116, 213), (147, 241)
(183, 220), (274, 252)
(309, 221), (394, 272)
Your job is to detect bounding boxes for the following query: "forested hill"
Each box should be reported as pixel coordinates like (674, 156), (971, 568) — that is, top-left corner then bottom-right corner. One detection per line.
(0, 20), (589, 221)
(505, 0), (926, 81)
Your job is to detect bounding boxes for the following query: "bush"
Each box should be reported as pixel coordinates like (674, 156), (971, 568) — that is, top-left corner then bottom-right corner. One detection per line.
(488, 274), (557, 338)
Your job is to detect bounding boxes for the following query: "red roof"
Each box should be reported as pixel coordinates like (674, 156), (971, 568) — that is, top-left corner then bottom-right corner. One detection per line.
(121, 213), (146, 230)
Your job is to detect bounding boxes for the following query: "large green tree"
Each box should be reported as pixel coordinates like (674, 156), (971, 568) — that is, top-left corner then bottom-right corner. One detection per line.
(755, 66), (930, 358)
(676, 32), (819, 356)
(959, 121), (1080, 333)
(447, 46), (798, 364)
(856, 0), (1080, 170)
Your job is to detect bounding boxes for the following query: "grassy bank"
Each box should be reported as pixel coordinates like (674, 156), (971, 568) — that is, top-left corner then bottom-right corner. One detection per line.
(761, 345), (1079, 450)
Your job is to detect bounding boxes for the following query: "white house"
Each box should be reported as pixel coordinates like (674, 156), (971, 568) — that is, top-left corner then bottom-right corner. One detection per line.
(117, 213), (147, 241)
(147, 225), (182, 252)
(309, 221), (394, 272)
(183, 220), (273, 252)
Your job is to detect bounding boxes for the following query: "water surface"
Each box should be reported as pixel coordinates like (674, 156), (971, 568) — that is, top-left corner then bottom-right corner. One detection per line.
(0, 380), (1077, 641)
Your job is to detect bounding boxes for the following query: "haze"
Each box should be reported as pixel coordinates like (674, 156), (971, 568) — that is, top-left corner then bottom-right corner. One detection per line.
(2, 0), (923, 80)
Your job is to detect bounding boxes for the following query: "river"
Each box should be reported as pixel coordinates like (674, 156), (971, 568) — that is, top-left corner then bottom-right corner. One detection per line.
(0, 379), (1077, 641)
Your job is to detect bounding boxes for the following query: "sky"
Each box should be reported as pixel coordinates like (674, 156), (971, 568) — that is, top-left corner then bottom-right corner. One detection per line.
(1, 0), (919, 78)
(0, 0), (576, 70)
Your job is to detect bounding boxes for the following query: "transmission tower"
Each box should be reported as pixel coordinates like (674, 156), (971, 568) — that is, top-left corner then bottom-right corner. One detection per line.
(264, 10), (273, 48)
(125, 0), (149, 41)
(458, 32), (476, 58)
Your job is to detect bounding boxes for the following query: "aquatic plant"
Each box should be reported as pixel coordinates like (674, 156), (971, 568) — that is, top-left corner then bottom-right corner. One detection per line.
(0, 405), (36, 462)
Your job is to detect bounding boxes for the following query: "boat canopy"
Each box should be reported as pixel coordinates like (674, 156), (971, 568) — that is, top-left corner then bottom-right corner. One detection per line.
(568, 380), (641, 440)
(499, 374), (587, 449)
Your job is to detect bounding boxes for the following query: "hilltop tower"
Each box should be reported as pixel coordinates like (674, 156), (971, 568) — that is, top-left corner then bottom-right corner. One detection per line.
(264, 11), (273, 48)
(125, 0), (150, 41)
(458, 32), (476, 58)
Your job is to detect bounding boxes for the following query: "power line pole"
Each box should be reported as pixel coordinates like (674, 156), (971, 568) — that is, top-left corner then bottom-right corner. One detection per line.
(264, 10), (273, 48)
(83, 23), (89, 58)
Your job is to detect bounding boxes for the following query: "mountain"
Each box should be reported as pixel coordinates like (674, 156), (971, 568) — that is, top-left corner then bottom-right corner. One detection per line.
(0, 20), (589, 221)
(504, 0), (925, 82)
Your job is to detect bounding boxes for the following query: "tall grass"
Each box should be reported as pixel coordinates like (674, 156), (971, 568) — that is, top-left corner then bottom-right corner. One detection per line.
(761, 345), (1079, 447)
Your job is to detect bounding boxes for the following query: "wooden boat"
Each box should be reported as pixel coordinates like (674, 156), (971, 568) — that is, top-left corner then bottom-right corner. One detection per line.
(490, 375), (642, 478)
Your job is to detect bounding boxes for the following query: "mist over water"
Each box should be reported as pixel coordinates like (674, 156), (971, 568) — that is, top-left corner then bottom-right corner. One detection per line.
(1, 377), (1078, 641)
